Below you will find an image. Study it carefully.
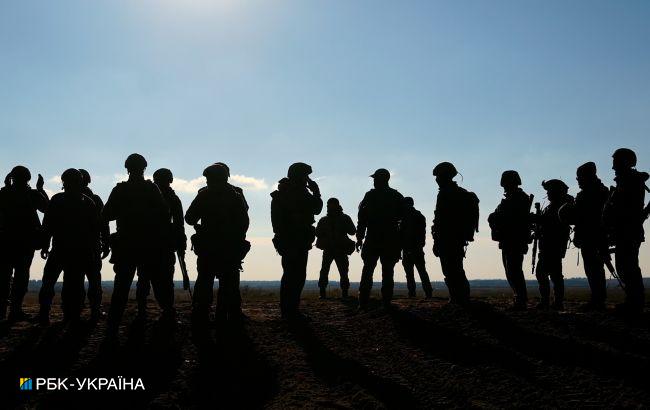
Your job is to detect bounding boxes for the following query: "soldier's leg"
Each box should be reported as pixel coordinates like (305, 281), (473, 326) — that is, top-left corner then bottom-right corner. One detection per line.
(291, 250), (308, 312)
(549, 257), (565, 308)
(279, 253), (292, 316)
(379, 253), (397, 305)
(535, 257), (550, 307)
(581, 246), (606, 307)
(148, 253), (176, 316)
(413, 250), (433, 297)
(86, 256), (104, 315)
(38, 252), (63, 321)
(318, 251), (334, 298)
(503, 248), (527, 306)
(9, 247), (35, 318)
(0, 252), (10, 319)
(441, 246), (469, 304)
(135, 275), (151, 314)
(107, 262), (137, 331)
(333, 253), (350, 296)
(358, 251), (379, 308)
(61, 261), (85, 322)
(193, 254), (216, 323)
(220, 265), (242, 319)
(402, 252), (417, 297)
(615, 242), (644, 310)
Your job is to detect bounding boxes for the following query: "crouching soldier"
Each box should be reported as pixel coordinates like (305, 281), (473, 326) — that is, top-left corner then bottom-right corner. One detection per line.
(38, 169), (100, 324)
(533, 179), (573, 310)
(185, 163), (250, 328)
(315, 198), (356, 299)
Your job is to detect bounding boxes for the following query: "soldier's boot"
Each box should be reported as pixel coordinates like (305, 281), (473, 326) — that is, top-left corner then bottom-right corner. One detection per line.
(408, 291), (416, 298)
(37, 305), (51, 325)
(90, 306), (105, 322)
(136, 301), (147, 321)
(319, 287), (326, 300)
(551, 277), (565, 311)
(341, 288), (349, 299)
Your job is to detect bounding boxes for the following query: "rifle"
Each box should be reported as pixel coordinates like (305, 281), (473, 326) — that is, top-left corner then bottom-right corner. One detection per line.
(177, 250), (193, 300)
(605, 247), (625, 290)
(531, 202), (541, 276)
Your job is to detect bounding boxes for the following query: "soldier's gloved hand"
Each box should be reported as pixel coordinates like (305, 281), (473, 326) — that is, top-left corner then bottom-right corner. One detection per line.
(40, 248), (49, 260)
(355, 239), (363, 253)
(36, 174), (45, 191)
(307, 178), (320, 196)
(432, 242), (440, 257)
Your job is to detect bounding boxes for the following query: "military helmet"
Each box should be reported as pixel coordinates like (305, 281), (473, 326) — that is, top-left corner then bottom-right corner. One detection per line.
(612, 148), (637, 168)
(203, 163), (229, 180)
(370, 168), (390, 181)
(542, 179), (569, 193)
(500, 170), (521, 187)
(327, 197), (340, 207)
(10, 165), (31, 183)
(432, 162), (458, 179)
(78, 169), (91, 185)
(213, 162), (231, 178)
(576, 162), (597, 178)
(61, 168), (83, 186)
(124, 153), (147, 171)
(287, 162), (312, 179)
(404, 196), (414, 206)
(153, 168), (173, 184)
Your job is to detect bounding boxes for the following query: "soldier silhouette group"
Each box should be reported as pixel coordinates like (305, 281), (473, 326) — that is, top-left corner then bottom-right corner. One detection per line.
(0, 148), (648, 335)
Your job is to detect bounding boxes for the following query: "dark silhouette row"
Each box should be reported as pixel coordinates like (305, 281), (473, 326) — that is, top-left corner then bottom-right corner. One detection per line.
(0, 149), (648, 333)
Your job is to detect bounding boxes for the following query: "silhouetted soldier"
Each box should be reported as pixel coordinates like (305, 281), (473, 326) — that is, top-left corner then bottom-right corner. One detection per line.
(38, 169), (100, 324)
(399, 197), (433, 299)
(603, 148), (648, 315)
(356, 169), (405, 309)
(103, 154), (173, 334)
(559, 162), (609, 311)
(534, 179), (573, 310)
(431, 162), (479, 305)
(488, 171), (532, 310)
(79, 169), (110, 320)
(271, 163), (322, 318)
(315, 198), (356, 299)
(136, 168), (187, 319)
(0, 166), (49, 321)
(186, 163), (249, 325)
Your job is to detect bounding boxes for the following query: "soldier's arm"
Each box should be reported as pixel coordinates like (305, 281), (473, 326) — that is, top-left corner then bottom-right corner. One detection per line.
(102, 186), (120, 222)
(40, 198), (55, 255)
(271, 195), (282, 235)
(31, 189), (49, 213)
(184, 193), (202, 226)
(356, 194), (368, 242)
(172, 195), (187, 250)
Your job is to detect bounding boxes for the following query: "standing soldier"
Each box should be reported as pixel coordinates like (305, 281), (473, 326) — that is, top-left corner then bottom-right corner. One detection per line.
(185, 163), (249, 327)
(400, 197), (433, 299)
(603, 148), (648, 315)
(315, 198), (356, 299)
(559, 162), (609, 311)
(0, 166), (49, 321)
(79, 169), (110, 320)
(103, 154), (173, 335)
(488, 170), (532, 310)
(356, 169), (405, 309)
(271, 163), (322, 319)
(431, 162), (479, 305)
(136, 168), (187, 319)
(38, 169), (100, 324)
(533, 179), (573, 310)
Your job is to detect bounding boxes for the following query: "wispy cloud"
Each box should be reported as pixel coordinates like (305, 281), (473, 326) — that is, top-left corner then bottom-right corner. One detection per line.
(113, 173), (268, 193)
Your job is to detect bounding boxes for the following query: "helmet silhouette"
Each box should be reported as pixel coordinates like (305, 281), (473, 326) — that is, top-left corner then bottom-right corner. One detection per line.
(432, 162), (458, 179)
(124, 153), (147, 172)
(500, 170), (521, 187)
(612, 148), (637, 168)
(10, 165), (31, 183)
(153, 168), (173, 185)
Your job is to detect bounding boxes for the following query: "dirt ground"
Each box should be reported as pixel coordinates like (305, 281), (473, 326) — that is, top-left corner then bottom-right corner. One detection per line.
(2, 287), (650, 409)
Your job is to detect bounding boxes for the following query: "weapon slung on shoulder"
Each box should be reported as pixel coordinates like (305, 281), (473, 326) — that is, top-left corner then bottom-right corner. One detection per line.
(177, 250), (193, 300)
(531, 202), (541, 276)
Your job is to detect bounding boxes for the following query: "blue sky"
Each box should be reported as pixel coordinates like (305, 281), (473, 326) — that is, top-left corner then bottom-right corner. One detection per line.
(1, 0), (649, 281)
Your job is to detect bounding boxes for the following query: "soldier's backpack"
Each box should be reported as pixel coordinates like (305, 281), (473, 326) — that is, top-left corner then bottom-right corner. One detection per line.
(459, 189), (480, 242)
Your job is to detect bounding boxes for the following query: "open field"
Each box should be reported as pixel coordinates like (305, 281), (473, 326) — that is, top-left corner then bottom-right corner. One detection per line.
(2, 283), (650, 409)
